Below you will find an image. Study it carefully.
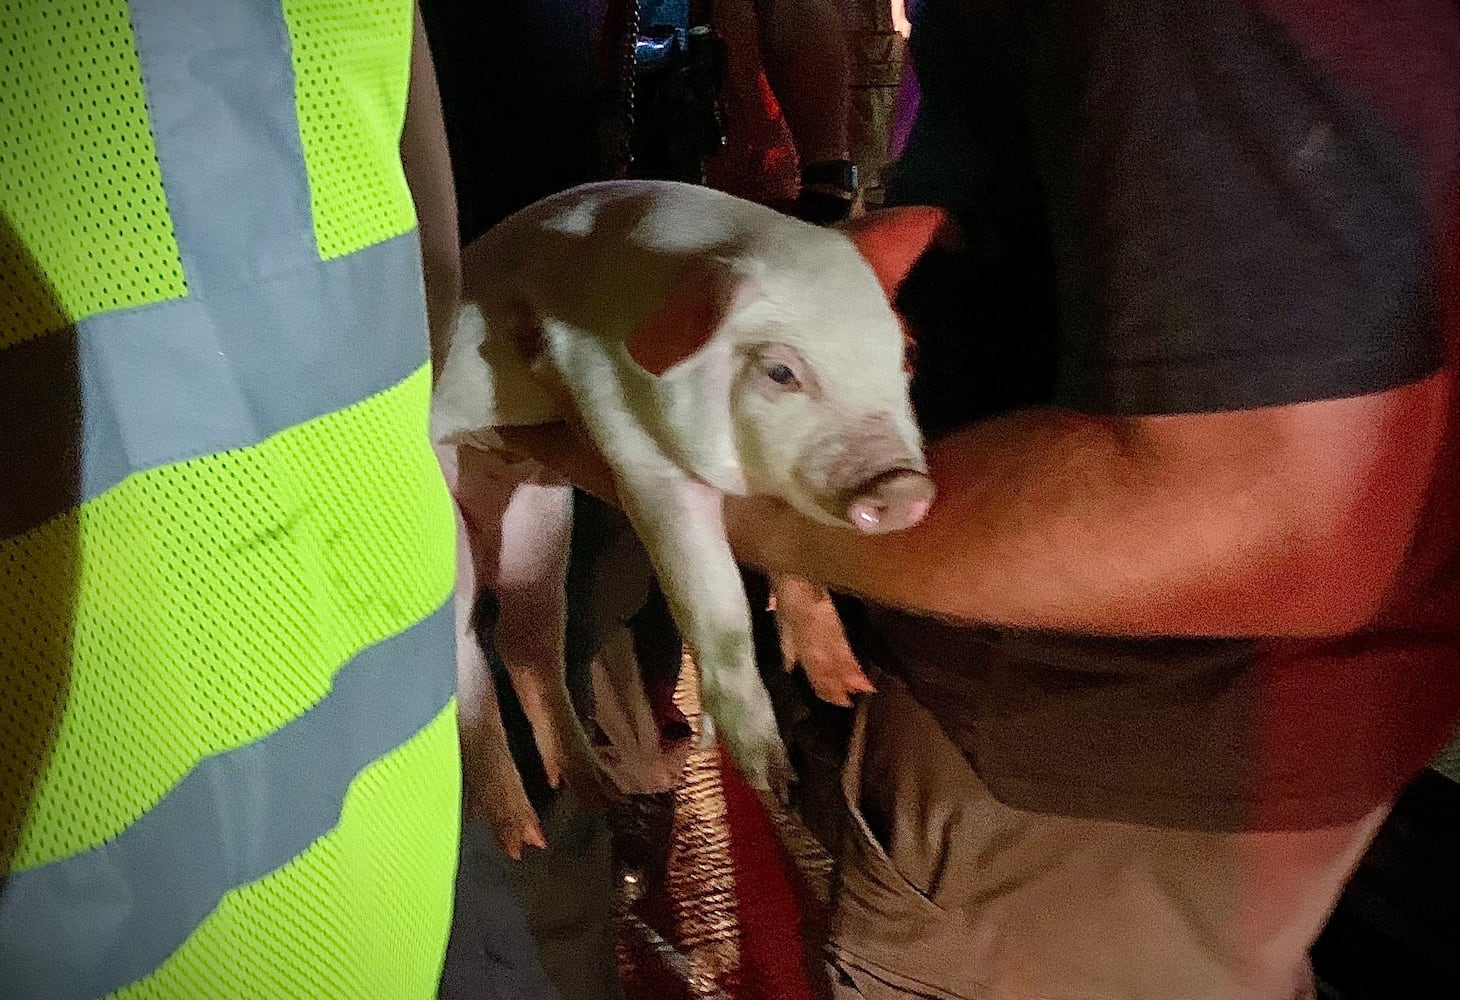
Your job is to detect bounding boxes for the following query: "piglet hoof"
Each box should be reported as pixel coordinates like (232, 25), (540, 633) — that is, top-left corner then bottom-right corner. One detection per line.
(536, 704), (625, 811)
(535, 732), (567, 791)
(695, 712), (717, 751)
(522, 685), (624, 810)
(465, 752), (547, 861)
(772, 579), (877, 709)
(713, 713), (796, 803)
(743, 735), (797, 804)
(484, 797), (548, 862)
(804, 659), (877, 709)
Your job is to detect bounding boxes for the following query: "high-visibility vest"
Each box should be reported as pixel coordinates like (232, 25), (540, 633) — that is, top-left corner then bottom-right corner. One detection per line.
(0, 2), (460, 997)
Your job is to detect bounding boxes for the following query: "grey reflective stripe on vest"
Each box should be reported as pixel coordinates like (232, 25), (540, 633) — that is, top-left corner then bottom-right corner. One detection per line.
(128, 0), (320, 292)
(75, 232), (427, 506)
(1, 0), (429, 538)
(1, 230), (432, 537)
(0, 603), (456, 1000)
(0, 232), (427, 538)
(0, 0), (453, 996)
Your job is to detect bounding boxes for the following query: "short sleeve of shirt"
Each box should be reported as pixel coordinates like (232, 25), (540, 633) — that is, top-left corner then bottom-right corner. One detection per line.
(1028, 0), (1450, 415)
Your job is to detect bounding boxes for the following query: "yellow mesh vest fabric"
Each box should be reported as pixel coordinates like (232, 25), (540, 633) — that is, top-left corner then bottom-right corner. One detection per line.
(283, 0), (418, 260)
(1, 1), (461, 996)
(4, 368), (456, 872)
(0, 0), (187, 349)
(110, 708), (460, 1000)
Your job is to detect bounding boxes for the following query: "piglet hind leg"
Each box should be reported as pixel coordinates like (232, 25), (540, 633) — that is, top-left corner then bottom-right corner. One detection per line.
(487, 475), (623, 811)
(445, 475), (545, 860)
(616, 473), (794, 799)
(457, 608), (546, 860)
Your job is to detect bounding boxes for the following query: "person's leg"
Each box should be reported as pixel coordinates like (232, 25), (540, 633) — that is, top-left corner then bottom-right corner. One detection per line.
(439, 818), (562, 1000)
(834, 0), (907, 209)
(751, 0), (850, 166)
(504, 795), (627, 1000)
(828, 675), (1388, 1000)
(447, 489), (649, 1000)
(750, 0), (857, 222)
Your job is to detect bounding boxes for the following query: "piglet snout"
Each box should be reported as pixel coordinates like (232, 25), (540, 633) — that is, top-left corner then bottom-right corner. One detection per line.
(845, 470), (935, 534)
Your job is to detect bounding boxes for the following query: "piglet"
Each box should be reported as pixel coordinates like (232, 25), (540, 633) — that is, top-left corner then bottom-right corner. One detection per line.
(433, 180), (941, 805)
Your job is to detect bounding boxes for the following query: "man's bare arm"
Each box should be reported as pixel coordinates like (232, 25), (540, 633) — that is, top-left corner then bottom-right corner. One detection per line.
(501, 369), (1450, 637)
(401, 2), (460, 382)
(731, 372), (1451, 636)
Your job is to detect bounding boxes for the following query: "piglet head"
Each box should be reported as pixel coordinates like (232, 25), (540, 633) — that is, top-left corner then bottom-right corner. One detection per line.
(691, 207), (947, 533)
(730, 334), (934, 535)
(623, 205), (948, 534)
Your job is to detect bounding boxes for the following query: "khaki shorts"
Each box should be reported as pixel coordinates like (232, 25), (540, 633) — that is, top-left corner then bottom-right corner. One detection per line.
(825, 677), (1385, 1000)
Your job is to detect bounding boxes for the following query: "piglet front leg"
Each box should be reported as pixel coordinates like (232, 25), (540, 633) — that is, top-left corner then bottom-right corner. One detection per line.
(769, 574), (876, 708)
(616, 471), (794, 798)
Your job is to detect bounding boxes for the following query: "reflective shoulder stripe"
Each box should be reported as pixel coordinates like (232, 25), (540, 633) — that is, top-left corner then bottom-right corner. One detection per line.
(103, 0), (428, 504)
(128, 0), (320, 289)
(1, 0), (430, 538)
(0, 603), (455, 1000)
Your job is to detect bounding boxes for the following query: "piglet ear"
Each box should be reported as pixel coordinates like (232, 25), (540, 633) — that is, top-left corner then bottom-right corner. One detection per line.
(625, 262), (747, 376)
(837, 205), (955, 299)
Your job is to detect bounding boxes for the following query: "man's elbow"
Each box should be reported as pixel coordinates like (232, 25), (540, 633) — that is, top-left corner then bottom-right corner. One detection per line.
(1269, 522), (1415, 636)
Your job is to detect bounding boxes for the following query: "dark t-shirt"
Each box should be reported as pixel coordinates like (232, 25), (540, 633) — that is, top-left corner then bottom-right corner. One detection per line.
(866, 0), (1460, 831)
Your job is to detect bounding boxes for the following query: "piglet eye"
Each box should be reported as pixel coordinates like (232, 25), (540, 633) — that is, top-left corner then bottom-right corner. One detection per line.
(765, 363), (801, 389)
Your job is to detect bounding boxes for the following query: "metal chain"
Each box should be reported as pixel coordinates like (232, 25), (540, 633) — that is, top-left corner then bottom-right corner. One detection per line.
(612, 0), (640, 179)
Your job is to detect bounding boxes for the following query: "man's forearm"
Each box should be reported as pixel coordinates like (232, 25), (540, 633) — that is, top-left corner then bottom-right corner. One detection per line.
(727, 377), (1446, 637)
(730, 409), (1283, 635)
(402, 3), (460, 382)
